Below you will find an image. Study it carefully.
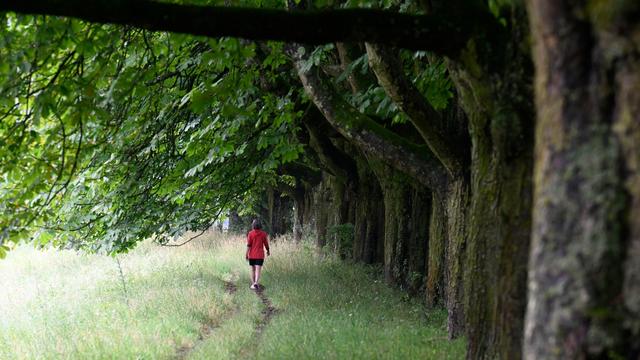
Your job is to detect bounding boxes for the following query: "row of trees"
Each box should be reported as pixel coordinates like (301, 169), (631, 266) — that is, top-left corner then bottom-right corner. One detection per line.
(0, 0), (638, 358)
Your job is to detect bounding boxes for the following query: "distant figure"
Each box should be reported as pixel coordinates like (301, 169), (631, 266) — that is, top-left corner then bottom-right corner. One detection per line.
(246, 219), (270, 290)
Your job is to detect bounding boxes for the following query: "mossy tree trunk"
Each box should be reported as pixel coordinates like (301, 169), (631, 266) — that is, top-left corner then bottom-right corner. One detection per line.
(290, 5), (533, 357)
(443, 177), (469, 339)
(365, 38), (474, 339)
(449, 55), (533, 360)
(312, 176), (332, 249)
(426, 191), (446, 307)
(292, 189), (305, 243)
(365, 10), (533, 354)
(440, 5), (533, 357)
(371, 162), (431, 293)
(525, 2), (640, 358)
(352, 153), (385, 264)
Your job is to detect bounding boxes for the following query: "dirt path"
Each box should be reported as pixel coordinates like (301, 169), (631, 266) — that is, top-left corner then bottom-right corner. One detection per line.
(236, 284), (281, 358)
(174, 276), (238, 360)
(253, 285), (279, 337)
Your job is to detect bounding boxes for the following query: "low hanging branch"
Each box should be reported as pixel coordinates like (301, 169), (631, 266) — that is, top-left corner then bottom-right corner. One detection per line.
(0, 0), (469, 53)
(288, 44), (449, 192)
(366, 43), (466, 176)
(302, 107), (358, 184)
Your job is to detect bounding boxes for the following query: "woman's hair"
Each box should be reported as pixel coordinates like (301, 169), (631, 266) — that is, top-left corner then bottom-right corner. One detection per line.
(251, 219), (262, 230)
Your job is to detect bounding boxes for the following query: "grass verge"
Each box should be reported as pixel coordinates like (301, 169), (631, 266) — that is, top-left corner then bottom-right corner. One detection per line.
(0, 232), (465, 359)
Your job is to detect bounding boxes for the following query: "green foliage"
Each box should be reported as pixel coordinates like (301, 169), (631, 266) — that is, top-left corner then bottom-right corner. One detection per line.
(0, 14), (306, 253)
(0, 0), (459, 254)
(339, 51), (453, 125)
(410, 53), (454, 111)
(326, 223), (355, 258)
(488, 0), (513, 26)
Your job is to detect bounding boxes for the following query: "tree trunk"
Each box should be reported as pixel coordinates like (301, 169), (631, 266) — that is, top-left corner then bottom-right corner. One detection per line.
(426, 190), (446, 307)
(228, 209), (249, 234)
(289, 43), (449, 192)
(293, 189), (305, 243)
(444, 177), (469, 339)
(352, 154), (385, 264)
(313, 176), (332, 249)
(446, 11), (534, 356)
(525, 2), (640, 358)
(372, 161), (430, 293)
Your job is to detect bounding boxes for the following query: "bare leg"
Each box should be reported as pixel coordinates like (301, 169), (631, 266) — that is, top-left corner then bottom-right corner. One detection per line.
(254, 265), (262, 286)
(250, 265), (256, 285)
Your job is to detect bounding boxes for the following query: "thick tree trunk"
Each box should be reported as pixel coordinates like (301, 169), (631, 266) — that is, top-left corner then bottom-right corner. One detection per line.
(292, 183), (306, 243)
(372, 162), (430, 294)
(446, 13), (534, 356)
(272, 192), (292, 236)
(443, 177), (469, 339)
(1, 0), (475, 53)
(352, 154), (385, 264)
(262, 187), (292, 236)
(293, 201), (303, 242)
(312, 177), (332, 249)
(462, 137), (532, 358)
(426, 191), (446, 307)
(525, 2), (640, 358)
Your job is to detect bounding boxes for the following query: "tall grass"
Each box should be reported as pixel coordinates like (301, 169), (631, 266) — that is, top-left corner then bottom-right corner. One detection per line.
(0, 232), (465, 359)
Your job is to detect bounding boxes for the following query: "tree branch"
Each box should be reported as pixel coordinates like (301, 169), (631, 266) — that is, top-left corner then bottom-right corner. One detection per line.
(279, 162), (323, 186)
(302, 106), (358, 184)
(288, 44), (449, 191)
(0, 0), (469, 53)
(365, 43), (466, 176)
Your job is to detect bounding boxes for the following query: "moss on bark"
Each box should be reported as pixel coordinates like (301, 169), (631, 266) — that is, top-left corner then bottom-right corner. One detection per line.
(445, 9), (534, 356)
(526, 2), (640, 358)
(371, 161), (430, 293)
(444, 177), (469, 339)
(426, 191), (446, 307)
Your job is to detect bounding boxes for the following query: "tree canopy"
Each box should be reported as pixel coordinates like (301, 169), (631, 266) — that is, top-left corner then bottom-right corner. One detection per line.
(2, 1), (639, 359)
(0, 0), (455, 253)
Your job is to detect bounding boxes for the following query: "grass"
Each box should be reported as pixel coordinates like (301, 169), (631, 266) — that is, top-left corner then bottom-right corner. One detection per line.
(0, 232), (465, 359)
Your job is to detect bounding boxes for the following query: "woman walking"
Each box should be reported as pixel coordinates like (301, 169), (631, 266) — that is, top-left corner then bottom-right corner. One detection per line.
(246, 219), (270, 290)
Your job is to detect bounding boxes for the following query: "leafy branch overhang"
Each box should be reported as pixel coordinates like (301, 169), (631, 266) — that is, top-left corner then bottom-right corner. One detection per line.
(1, 0), (470, 54)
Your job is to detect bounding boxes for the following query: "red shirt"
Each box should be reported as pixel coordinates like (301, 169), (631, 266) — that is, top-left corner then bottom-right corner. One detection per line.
(247, 229), (269, 259)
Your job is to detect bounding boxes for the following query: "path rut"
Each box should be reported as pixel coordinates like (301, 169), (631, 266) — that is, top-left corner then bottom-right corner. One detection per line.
(174, 276), (238, 360)
(253, 285), (280, 337)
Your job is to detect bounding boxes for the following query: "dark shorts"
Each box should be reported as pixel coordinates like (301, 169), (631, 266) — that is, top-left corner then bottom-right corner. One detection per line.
(248, 259), (264, 266)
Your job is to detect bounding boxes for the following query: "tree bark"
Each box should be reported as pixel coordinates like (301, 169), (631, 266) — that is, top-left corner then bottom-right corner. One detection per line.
(289, 44), (449, 192)
(426, 190), (446, 307)
(1, 0), (471, 53)
(353, 153), (385, 264)
(313, 176), (332, 249)
(525, 1), (640, 358)
(443, 6), (534, 356)
(371, 161), (430, 293)
(365, 43), (467, 176)
(443, 177), (469, 339)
